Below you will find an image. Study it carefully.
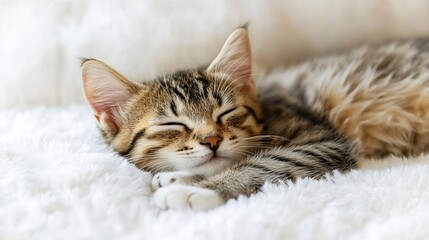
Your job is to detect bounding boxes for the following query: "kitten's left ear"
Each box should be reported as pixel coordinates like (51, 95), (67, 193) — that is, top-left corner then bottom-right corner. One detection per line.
(207, 27), (256, 97)
(81, 59), (141, 134)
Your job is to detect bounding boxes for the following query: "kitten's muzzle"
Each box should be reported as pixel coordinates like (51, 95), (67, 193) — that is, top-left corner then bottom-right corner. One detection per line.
(200, 135), (223, 152)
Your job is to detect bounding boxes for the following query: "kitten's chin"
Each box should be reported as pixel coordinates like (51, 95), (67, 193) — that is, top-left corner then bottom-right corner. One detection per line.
(190, 150), (251, 177)
(191, 157), (235, 177)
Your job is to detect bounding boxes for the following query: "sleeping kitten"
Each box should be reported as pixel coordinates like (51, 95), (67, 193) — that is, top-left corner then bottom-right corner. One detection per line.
(82, 27), (429, 211)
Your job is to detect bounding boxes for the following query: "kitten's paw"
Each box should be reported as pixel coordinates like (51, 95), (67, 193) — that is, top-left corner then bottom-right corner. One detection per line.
(151, 171), (198, 190)
(153, 185), (225, 211)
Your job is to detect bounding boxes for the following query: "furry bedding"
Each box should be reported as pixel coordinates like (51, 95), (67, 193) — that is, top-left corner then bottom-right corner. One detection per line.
(1, 106), (429, 239)
(2, 0), (429, 239)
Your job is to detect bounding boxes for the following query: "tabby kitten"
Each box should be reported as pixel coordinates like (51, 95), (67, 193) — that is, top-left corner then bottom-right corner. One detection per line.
(82, 27), (429, 211)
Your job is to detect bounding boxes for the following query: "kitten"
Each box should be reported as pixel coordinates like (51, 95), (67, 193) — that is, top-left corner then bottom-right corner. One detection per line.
(82, 27), (429, 211)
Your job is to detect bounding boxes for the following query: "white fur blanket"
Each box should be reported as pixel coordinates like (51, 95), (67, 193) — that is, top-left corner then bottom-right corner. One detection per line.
(1, 105), (429, 239)
(2, 0), (429, 239)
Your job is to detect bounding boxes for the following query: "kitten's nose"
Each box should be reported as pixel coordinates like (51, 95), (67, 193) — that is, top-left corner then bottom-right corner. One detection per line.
(200, 135), (223, 151)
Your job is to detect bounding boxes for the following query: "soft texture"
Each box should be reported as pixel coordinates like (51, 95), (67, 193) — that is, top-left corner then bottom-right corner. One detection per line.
(1, 105), (429, 239)
(2, 0), (429, 239)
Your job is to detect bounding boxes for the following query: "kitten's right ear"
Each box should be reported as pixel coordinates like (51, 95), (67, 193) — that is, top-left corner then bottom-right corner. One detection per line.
(81, 59), (140, 134)
(207, 27), (256, 97)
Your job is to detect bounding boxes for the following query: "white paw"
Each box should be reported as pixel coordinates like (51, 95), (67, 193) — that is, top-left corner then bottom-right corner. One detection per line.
(153, 185), (225, 211)
(151, 171), (198, 190)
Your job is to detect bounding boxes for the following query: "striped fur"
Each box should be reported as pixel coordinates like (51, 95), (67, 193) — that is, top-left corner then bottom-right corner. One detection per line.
(264, 37), (429, 159)
(82, 27), (429, 205)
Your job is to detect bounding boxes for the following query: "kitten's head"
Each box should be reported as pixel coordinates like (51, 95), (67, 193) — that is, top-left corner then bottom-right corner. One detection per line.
(82, 27), (263, 176)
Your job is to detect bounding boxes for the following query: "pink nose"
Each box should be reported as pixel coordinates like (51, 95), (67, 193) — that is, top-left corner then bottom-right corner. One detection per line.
(200, 135), (223, 151)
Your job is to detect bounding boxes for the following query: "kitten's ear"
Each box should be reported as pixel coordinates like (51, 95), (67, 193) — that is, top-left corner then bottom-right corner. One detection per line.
(207, 27), (256, 96)
(82, 59), (140, 133)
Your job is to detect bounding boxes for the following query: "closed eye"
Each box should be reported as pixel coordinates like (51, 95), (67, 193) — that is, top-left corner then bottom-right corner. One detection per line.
(159, 122), (189, 128)
(216, 107), (237, 123)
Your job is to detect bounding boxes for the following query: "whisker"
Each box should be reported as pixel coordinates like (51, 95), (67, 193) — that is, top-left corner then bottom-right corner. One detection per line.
(242, 134), (290, 140)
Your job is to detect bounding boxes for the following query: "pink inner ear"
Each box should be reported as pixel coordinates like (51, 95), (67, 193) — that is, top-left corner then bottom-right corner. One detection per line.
(83, 85), (125, 134)
(208, 28), (256, 96)
(226, 52), (255, 96)
(83, 81), (118, 132)
(82, 60), (136, 131)
(232, 64), (255, 95)
(98, 111), (119, 133)
(84, 86), (103, 115)
(84, 85), (127, 117)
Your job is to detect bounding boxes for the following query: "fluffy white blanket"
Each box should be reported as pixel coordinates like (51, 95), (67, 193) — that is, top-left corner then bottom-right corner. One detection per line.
(1, 105), (429, 239)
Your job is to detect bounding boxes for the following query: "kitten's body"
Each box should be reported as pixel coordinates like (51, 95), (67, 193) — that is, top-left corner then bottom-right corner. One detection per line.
(264, 39), (429, 159)
(82, 28), (429, 210)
